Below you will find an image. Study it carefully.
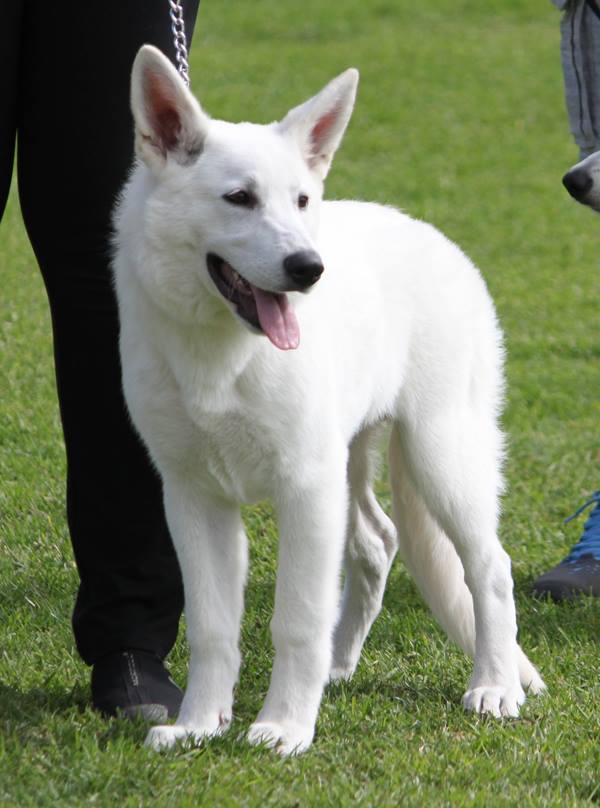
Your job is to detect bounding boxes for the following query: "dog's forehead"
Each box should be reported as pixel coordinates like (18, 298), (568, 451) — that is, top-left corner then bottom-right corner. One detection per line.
(201, 119), (305, 186)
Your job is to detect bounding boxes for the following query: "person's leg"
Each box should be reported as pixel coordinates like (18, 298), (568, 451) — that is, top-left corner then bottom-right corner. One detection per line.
(16, 1), (199, 710)
(0, 0), (22, 218)
(557, 0), (600, 157)
(533, 2), (600, 600)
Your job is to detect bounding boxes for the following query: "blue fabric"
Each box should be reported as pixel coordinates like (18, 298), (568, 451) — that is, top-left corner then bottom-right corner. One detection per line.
(563, 491), (600, 562)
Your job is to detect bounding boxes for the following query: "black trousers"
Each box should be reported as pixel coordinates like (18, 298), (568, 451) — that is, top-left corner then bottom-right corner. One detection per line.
(1, 1), (200, 664)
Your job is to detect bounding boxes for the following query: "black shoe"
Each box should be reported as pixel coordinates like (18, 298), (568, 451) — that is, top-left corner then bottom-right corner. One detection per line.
(91, 650), (183, 722)
(532, 554), (600, 601)
(532, 492), (600, 601)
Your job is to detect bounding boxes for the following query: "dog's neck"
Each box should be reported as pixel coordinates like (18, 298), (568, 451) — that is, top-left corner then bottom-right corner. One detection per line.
(141, 285), (269, 406)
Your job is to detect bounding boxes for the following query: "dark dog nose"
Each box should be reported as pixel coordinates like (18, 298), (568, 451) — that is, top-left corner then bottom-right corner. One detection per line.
(283, 250), (324, 290)
(563, 167), (593, 201)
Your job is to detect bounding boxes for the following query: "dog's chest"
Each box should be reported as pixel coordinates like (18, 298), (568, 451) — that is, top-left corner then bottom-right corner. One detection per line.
(179, 395), (293, 504)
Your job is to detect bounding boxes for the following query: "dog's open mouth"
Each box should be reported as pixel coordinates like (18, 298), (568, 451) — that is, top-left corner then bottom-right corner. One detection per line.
(207, 253), (300, 351)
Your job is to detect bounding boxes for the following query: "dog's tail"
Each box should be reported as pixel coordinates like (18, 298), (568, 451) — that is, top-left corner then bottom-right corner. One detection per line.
(388, 425), (544, 693)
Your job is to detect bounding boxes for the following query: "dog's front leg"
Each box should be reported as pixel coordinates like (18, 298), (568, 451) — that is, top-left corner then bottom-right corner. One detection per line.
(247, 462), (348, 756)
(146, 478), (247, 751)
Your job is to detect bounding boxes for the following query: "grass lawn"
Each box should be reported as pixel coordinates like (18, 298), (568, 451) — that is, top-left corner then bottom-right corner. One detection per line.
(1, 1), (599, 805)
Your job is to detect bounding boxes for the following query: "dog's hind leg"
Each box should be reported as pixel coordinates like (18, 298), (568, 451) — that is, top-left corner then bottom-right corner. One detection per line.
(388, 438), (543, 693)
(330, 426), (398, 682)
(388, 420), (545, 716)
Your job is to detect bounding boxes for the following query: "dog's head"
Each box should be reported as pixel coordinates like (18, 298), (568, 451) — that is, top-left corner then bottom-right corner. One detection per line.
(126, 45), (358, 350)
(562, 150), (600, 211)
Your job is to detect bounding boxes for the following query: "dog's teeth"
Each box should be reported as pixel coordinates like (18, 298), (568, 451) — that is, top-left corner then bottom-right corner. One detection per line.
(220, 262), (251, 294)
(233, 272), (251, 293)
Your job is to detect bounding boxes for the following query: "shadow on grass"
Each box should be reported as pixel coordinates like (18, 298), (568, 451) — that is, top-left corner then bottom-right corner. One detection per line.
(0, 680), (87, 721)
(0, 681), (151, 748)
(514, 572), (600, 647)
(327, 674), (461, 711)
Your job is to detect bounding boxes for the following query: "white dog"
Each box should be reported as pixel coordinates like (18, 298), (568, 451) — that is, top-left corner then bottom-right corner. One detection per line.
(112, 45), (545, 755)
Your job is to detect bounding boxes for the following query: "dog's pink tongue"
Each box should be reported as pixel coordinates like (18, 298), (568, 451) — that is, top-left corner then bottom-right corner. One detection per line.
(251, 286), (300, 350)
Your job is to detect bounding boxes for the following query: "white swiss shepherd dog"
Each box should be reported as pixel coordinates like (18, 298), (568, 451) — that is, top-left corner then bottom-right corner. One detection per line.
(113, 45), (545, 755)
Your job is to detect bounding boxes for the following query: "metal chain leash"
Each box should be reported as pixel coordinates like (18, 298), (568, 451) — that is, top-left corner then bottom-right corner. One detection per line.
(169, 0), (190, 86)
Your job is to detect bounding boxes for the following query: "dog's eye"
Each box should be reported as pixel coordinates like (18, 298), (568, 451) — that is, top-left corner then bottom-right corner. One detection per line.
(223, 189), (256, 208)
(298, 194), (309, 210)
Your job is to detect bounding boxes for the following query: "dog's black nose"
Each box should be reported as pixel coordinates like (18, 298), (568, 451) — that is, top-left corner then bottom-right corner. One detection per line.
(563, 167), (593, 200)
(283, 250), (324, 290)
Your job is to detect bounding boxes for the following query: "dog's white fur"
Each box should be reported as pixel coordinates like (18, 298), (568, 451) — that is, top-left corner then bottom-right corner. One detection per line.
(113, 46), (545, 755)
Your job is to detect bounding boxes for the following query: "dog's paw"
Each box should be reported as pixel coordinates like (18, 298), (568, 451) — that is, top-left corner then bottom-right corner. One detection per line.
(518, 660), (546, 696)
(145, 716), (228, 752)
(329, 644), (360, 683)
(329, 661), (357, 683)
(517, 649), (546, 696)
(145, 724), (195, 751)
(246, 720), (314, 756)
(462, 684), (525, 718)
(522, 670), (547, 696)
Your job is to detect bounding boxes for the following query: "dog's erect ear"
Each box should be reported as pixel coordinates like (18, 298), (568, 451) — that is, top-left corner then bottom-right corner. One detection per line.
(131, 45), (209, 171)
(278, 69), (359, 180)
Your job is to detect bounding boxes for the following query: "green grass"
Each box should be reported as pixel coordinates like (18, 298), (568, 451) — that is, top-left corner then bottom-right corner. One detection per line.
(1, 1), (600, 805)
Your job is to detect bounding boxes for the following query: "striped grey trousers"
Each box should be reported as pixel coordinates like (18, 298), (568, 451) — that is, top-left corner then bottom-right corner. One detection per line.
(554, 0), (600, 157)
